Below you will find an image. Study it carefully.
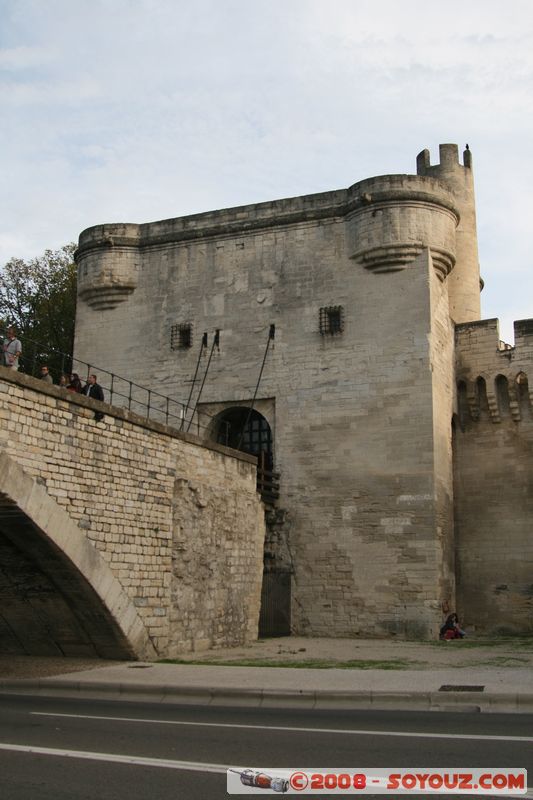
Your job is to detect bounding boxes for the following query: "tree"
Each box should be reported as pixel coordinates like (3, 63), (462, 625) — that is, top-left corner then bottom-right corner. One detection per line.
(0, 243), (77, 378)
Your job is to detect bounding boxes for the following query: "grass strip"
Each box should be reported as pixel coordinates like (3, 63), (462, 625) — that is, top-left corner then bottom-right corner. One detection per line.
(157, 658), (414, 670)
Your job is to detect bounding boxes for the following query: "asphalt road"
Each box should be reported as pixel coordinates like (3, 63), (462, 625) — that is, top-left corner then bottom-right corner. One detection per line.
(0, 693), (531, 799)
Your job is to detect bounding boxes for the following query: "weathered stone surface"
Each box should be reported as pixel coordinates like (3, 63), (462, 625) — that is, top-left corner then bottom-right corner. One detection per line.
(0, 369), (265, 656)
(454, 319), (533, 633)
(72, 143), (531, 639)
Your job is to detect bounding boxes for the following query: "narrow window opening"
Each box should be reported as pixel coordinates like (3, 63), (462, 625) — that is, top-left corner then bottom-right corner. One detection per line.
(476, 376), (489, 420)
(516, 372), (531, 418)
(457, 380), (468, 429)
(319, 305), (344, 336)
(171, 323), (193, 350)
(495, 375), (510, 417)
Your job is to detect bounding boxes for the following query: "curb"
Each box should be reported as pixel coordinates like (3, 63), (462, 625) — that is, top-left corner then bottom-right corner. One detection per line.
(1, 680), (533, 714)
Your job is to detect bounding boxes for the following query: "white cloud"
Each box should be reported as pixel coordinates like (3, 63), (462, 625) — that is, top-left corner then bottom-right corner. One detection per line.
(1, 0), (533, 343)
(0, 44), (54, 69)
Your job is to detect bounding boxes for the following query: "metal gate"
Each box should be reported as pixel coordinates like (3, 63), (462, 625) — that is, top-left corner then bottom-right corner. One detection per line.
(258, 570), (291, 637)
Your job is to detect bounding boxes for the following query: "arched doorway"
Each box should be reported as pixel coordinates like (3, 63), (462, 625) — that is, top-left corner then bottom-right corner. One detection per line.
(214, 407), (275, 480)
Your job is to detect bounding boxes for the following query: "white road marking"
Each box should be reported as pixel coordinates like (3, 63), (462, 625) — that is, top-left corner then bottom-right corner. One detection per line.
(0, 741), (228, 774)
(1, 742), (532, 798)
(31, 711), (533, 743)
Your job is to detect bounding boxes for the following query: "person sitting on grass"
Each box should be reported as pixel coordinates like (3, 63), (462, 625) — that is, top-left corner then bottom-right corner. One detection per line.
(439, 613), (466, 640)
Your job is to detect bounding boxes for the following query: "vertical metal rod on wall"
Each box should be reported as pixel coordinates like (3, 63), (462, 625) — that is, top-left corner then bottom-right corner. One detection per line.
(187, 330), (220, 433)
(237, 323), (275, 451)
(181, 331), (208, 431)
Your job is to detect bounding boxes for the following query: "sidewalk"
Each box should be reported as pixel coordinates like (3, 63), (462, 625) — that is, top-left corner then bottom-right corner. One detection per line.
(1, 637), (533, 713)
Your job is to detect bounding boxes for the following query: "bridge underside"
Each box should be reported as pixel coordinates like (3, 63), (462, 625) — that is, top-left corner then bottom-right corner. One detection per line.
(0, 498), (138, 658)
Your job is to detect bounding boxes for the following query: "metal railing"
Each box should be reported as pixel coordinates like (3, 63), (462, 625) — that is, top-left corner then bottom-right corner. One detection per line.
(0, 326), (219, 436)
(1, 326), (280, 502)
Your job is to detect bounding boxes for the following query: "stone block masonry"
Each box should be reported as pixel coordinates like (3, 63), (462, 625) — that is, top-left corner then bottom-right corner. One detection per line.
(0, 367), (265, 657)
(454, 319), (533, 634)
(73, 143), (533, 639)
(75, 150), (471, 640)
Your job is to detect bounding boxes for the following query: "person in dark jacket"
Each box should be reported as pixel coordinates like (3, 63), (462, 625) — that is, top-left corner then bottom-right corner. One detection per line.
(83, 373), (105, 421)
(439, 613), (466, 640)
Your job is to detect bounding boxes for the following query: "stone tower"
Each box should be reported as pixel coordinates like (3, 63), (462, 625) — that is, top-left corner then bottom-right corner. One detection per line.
(74, 144), (533, 640)
(417, 143), (481, 323)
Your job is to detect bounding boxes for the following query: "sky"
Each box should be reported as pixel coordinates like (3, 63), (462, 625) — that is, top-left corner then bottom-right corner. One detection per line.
(1, 0), (532, 343)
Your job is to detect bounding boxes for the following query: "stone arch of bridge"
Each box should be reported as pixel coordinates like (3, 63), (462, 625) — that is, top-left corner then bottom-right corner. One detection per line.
(0, 451), (156, 660)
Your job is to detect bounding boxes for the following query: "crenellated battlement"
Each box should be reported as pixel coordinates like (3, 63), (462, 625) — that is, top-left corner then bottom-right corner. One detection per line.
(455, 318), (533, 424)
(76, 143), (480, 318)
(417, 143), (472, 176)
(418, 143), (480, 323)
(456, 317), (533, 362)
(453, 316), (533, 635)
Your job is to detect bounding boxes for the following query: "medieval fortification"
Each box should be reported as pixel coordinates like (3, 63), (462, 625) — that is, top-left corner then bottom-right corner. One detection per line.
(74, 143), (533, 640)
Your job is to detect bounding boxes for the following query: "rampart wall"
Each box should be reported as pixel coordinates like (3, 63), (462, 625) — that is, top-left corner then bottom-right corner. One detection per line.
(454, 319), (533, 633)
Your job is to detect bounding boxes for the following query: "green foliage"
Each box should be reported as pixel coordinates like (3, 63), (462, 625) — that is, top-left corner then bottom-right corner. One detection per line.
(0, 243), (77, 378)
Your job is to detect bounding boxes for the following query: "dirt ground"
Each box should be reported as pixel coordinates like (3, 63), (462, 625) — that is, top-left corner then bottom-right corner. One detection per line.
(169, 635), (533, 669)
(2, 635), (532, 679)
(0, 656), (122, 679)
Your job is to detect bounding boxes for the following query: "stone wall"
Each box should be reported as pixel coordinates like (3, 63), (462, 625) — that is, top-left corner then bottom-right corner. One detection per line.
(454, 319), (533, 633)
(0, 367), (265, 656)
(428, 251), (456, 615)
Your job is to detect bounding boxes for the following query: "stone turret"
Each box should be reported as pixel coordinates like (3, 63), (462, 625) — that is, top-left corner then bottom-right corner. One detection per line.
(345, 173), (459, 281)
(75, 224), (141, 311)
(417, 143), (481, 323)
